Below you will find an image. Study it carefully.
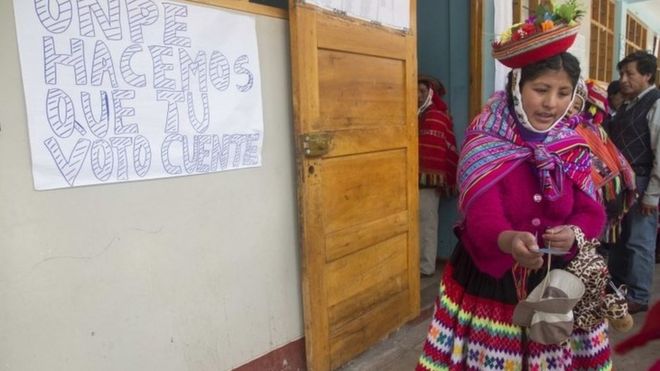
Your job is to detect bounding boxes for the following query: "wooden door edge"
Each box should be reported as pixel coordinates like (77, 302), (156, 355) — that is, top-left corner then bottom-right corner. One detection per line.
(469, 0), (484, 122)
(289, 2), (331, 370)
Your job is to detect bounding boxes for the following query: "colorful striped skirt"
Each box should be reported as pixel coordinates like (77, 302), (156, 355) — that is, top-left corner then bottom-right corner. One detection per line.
(417, 245), (611, 371)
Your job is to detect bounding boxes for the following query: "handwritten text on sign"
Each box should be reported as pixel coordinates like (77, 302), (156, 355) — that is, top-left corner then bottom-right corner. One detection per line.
(13, 0), (264, 190)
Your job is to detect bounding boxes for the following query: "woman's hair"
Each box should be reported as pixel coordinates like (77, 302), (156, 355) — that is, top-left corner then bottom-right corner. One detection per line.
(506, 52), (581, 105)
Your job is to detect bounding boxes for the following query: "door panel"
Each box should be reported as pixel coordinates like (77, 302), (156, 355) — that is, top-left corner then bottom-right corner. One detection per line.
(329, 291), (410, 369)
(327, 233), (408, 307)
(327, 127), (408, 156)
(325, 210), (409, 262)
(321, 150), (407, 233)
(289, 2), (418, 370)
(317, 51), (406, 129)
(317, 16), (407, 59)
(327, 268), (408, 326)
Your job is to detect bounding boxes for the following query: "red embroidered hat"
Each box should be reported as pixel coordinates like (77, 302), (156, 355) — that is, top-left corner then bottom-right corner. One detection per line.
(493, 25), (579, 68)
(492, 0), (584, 69)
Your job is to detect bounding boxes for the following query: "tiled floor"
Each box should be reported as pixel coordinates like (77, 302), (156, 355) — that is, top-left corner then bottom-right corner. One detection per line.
(338, 262), (660, 370)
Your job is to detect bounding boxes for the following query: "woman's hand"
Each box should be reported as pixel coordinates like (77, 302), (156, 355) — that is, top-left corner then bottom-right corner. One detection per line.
(511, 232), (544, 269)
(499, 231), (544, 269)
(541, 225), (575, 251)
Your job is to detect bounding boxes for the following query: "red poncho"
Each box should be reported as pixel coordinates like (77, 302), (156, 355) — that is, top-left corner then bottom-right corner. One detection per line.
(418, 91), (458, 195)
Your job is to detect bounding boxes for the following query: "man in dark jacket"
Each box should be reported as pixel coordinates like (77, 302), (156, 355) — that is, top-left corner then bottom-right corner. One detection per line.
(607, 51), (660, 314)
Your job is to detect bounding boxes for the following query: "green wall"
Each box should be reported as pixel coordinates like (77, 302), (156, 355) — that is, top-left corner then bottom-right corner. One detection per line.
(417, 0), (470, 258)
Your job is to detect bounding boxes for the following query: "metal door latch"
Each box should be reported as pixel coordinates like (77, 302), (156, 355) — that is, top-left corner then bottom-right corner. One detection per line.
(301, 132), (330, 158)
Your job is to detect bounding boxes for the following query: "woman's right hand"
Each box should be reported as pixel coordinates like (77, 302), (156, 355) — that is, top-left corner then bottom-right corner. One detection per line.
(498, 231), (544, 269)
(510, 232), (544, 269)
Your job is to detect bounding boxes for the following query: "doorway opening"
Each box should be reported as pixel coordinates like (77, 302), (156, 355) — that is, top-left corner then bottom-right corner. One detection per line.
(416, 0), (471, 312)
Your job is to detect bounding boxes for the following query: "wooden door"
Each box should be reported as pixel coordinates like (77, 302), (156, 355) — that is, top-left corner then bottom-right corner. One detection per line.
(289, 2), (419, 370)
(469, 0), (484, 120)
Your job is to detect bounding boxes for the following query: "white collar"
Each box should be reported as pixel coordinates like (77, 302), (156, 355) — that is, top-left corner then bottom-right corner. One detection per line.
(510, 68), (576, 134)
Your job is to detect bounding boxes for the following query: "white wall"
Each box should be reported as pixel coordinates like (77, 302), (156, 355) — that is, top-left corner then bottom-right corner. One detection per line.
(0, 1), (303, 370)
(566, 0), (590, 78)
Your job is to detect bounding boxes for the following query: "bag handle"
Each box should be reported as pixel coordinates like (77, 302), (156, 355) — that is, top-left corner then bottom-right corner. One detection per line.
(539, 242), (553, 296)
(513, 242), (553, 301)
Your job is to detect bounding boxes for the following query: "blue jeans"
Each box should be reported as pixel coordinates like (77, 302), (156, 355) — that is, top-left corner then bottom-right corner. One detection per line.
(608, 176), (658, 305)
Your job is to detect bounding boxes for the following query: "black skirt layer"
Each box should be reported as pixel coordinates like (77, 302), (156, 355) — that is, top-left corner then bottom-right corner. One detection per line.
(448, 241), (569, 304)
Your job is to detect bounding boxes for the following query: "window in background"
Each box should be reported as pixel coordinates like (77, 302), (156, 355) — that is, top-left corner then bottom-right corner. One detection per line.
(513, 0), (541, 23)
(589, 0), (615, 82)
(625, 14), (648, 56)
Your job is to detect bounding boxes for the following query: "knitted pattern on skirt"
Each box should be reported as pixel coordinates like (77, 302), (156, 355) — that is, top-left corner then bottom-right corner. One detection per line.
(416, 246), (612, 371)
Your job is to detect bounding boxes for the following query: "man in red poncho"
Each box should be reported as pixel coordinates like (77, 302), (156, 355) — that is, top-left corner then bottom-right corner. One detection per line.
(417, 75), (458, 276)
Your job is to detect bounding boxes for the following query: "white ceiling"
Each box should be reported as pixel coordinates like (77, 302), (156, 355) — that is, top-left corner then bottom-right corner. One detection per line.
(626, 0), (660, 36)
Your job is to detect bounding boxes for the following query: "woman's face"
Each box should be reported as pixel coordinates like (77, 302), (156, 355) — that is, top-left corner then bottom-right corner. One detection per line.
(520, 69), (574, 131)
(418, 82), (429, 108)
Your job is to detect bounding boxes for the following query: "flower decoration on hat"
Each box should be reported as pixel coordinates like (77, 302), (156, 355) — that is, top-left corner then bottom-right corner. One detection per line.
(493, 0), (585, 68)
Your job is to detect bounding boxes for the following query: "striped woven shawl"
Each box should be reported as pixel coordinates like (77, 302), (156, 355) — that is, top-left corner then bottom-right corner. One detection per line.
(458, 91), (597, 213)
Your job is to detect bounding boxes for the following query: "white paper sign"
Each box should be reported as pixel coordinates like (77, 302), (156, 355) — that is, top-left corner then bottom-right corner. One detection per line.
(13, 0), (264, 190)
(304, 0), (410, 31)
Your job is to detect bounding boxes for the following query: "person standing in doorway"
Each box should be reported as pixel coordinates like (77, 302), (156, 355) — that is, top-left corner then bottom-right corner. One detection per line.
(417, 75), (458, 277)
(607, 50), (660, 314)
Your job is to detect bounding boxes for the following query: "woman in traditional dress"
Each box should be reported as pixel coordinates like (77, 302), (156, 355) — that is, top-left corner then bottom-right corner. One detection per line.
(416, 3), (611, 369)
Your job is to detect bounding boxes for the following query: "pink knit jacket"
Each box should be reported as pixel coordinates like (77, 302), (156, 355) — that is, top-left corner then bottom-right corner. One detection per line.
(460, 162), (606, 278)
